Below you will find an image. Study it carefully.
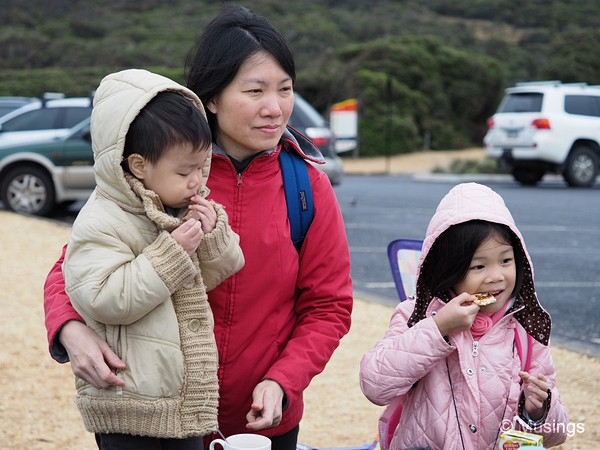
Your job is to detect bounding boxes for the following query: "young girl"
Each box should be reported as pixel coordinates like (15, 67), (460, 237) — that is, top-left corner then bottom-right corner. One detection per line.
(360, 183), (568, 450)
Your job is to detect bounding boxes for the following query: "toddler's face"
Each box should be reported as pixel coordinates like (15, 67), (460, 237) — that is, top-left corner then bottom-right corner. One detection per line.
(454, 232), (516, 313)
(138, 142), (209, 209)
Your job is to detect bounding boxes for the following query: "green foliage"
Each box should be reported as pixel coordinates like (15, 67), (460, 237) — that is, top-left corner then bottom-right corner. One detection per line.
(1, 0), (598, 155)
(0, 67), (185, 97)
(541, 29), (600, 85)
(331, 36), (503, 154)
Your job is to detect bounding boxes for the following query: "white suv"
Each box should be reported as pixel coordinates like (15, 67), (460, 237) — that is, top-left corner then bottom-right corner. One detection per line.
(484, 81), (600, 187)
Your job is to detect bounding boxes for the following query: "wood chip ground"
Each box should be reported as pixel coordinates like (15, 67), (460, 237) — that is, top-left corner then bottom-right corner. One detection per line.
(1, 209), (597, 450)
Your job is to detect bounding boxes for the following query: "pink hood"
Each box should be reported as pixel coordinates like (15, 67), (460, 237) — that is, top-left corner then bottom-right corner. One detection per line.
(410, 183), (551, 345)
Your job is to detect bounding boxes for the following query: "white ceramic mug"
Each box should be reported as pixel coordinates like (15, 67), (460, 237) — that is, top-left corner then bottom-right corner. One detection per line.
(209, 434), (271, 450)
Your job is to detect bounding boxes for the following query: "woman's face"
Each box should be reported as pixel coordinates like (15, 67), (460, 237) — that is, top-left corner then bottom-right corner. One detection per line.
(454, 232), (516, 313)
(206, 50), (294, 161)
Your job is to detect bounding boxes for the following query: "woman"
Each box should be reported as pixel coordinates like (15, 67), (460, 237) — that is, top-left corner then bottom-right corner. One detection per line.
(44, 6), (353, 450)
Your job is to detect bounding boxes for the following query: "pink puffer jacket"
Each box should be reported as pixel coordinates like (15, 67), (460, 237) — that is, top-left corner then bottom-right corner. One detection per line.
(360, 183), (568, 450)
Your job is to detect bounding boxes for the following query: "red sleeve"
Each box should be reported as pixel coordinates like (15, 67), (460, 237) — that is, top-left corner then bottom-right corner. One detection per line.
(43, 244), (84, 362)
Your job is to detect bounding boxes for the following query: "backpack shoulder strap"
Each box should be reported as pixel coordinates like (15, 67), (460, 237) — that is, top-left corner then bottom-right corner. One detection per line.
(514, 324), (534, 372)
(279, 149), (314, 253)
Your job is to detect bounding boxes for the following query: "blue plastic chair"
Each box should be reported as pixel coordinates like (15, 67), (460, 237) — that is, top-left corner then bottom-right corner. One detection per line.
(386, 238), (423, 301)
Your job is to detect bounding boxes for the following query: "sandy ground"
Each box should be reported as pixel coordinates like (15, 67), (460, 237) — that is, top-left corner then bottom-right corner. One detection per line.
(1, 151), (598, 449)
(340, 147), (487, 174)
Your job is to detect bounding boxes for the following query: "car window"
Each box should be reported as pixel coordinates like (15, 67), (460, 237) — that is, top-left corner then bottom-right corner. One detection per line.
(0, 105), (21, 117)
(564, 95), (600, 117)
(498, 93), (543, 113)
(63, 107), (92, 127)
(1, 108), (62, 131)
(291, 95), (327, 128)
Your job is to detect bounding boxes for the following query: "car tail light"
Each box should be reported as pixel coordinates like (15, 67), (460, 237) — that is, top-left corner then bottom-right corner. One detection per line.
(486, 117), (495, 129)
(309, 136), (330, 147)
(304, 127), (332, 148)
(531, 118), (551, 129)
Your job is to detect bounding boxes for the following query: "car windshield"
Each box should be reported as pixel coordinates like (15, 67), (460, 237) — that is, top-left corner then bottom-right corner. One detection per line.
(498, 93), (543, 113)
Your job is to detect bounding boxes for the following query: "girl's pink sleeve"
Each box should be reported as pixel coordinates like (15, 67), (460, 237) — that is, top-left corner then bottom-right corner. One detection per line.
(43, 244), (84, 362)
(529, 339), (569, 447)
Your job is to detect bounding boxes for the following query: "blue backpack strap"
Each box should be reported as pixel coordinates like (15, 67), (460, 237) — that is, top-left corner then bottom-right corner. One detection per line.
(279, 149), (314, 253)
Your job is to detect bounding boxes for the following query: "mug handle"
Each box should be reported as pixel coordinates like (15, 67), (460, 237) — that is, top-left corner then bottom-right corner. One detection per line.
(210, 439), (227, 450)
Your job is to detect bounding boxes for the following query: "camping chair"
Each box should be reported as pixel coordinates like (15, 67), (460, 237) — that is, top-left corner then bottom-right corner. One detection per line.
(386, 238), (423, 301)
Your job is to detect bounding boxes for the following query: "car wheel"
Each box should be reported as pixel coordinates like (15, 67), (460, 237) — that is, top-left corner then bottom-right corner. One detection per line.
(0, 165), (56, 216)
(563, 145), (598, 187)
(512, 167), (544, 186)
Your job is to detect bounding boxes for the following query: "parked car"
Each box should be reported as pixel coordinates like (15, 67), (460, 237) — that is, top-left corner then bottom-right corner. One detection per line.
(0, 95), (93, 148)
(0, 118), (94, 216)
(0, 94), (342, 216)
(0, 96), (38, 118)
(289, 93), (343, 185)
(484, 81), (600, 187)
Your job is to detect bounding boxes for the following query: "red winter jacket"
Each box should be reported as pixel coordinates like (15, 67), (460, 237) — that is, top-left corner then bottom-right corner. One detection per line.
(44, 129), (353, 438)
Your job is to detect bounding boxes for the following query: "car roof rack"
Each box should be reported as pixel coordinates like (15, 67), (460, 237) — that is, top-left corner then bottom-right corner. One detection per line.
(514, 80), (590, 88)
(515, 80), (562, 87)
(40, 92), (65, 107)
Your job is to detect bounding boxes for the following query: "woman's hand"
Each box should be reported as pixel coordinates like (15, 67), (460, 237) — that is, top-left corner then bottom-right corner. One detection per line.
(59, 320), (126, 389)
(433, 292), (480, 336)
(246, 379), (284, 431)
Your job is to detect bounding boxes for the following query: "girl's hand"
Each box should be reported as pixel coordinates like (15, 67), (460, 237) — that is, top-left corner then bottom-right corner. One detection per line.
(172, 217), (204, 255)
(520, 371), (550, 420)
(187, 194), (217, 233)
(433, 292), (480, 336)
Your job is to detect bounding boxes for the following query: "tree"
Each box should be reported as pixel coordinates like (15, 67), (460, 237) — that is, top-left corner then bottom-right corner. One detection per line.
(541, 29), (600, 84)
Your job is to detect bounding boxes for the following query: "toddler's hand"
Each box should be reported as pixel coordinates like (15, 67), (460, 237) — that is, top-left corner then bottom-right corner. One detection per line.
(172, 217), (204, 255)
(187, 194), (217, 233)
(520, 371), (550, 420)
(433, 292), (480, 336)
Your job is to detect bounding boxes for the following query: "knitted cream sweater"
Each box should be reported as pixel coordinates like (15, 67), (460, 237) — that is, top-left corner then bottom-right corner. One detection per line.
(75, 176), (228, 438)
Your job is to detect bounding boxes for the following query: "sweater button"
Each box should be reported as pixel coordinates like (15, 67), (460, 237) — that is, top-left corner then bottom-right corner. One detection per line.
(469, 424), (477, 433)
(189, 319), (201, 332)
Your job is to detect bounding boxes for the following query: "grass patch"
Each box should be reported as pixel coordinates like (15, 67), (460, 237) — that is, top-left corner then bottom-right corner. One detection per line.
(432, 157), (509, 174)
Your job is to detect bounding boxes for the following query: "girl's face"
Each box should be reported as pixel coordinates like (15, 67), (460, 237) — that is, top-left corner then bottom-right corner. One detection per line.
(131, 142), (209, 210)
(206, 50), (294, 161)
(454, 232), (516, 313)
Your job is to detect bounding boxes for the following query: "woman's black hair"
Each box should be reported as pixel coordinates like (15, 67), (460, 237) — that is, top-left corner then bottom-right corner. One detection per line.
(419, 220), (525, 299)
(122, 91), (211, 169)
(185, 5), (295, 140)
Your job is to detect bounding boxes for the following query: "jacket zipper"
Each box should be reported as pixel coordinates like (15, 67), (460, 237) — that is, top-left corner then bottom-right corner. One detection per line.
(115, 325), (123, 395)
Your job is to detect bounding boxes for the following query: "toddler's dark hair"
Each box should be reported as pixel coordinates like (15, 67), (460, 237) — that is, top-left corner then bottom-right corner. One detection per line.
(123, 91), (211, 168)
(420, 220), (525, 299)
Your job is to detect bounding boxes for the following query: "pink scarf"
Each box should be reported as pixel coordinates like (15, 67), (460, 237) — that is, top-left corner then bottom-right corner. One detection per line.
(470, 299), (512, 340)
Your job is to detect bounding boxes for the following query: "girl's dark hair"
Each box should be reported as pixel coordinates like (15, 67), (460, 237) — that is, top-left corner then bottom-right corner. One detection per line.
(123, 91), (211, 168)
(185, 5), (296, 140)
(420, 220), (525, 299)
